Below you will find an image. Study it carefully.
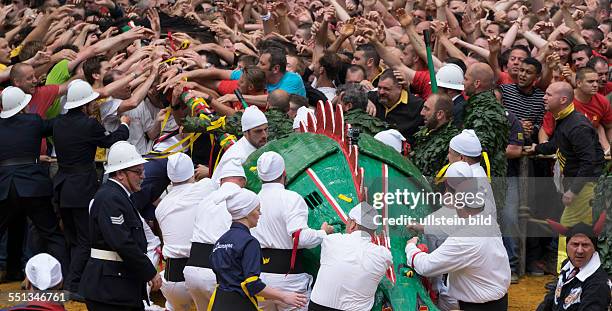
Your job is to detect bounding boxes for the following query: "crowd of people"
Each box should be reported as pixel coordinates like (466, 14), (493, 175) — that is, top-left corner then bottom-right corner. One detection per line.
(0, 0), (611, 309)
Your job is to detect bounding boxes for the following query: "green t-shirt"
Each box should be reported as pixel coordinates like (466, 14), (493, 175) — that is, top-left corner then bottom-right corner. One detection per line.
(45, 59), (71, 119)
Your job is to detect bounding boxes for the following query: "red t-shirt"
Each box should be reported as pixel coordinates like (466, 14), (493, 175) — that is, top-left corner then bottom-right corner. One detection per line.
(26, 85), (60, 117)
(412, 70), (432, 100)
(542, 93), (612, 136)
(497, 71), (516, 85)
(25, 85), (60, 155)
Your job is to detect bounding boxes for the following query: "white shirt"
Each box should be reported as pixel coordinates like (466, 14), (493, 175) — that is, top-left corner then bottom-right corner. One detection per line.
(100, 98), (177, 155)
(317, 87), (336, 102)
(311, 231), (393, 311)
(406, 226), (510, 303)
(155, 179), (217, 258)
(211, 137), (257, 182)
(191, 183), (237, 244)
(251, 183), (326, 249)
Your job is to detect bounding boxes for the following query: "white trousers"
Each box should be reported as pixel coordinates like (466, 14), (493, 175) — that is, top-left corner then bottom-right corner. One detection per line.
(160, 272), (194, 311)
(183, 266), (217, 311)
(259, 272), (312, 311)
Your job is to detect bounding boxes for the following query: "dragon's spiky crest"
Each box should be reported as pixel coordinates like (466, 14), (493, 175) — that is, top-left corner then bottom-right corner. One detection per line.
(298, 101), (365, 201)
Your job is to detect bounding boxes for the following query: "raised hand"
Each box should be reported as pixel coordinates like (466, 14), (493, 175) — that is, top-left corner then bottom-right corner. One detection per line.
(339, 18), (356, 37)
(396, 8), (414, 28)
(487, 35), (501, 54)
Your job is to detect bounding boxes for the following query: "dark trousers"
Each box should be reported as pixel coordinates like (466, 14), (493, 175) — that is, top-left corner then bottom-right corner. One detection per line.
(86, 300), (144, 311)
(0, 183), (67, 279)
(308, 301), (342, 311)
(59, 207), (89, 292)
(459, 294), (508, 311)
(210, 290), (259, 311)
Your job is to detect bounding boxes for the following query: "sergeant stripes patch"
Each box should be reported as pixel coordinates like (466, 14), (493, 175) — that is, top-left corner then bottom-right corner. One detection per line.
(110, 214), (124, 225)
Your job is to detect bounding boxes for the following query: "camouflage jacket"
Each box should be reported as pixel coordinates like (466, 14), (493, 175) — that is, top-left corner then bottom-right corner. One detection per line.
(224, 108), (294, 141)
(463, 90), (509, 178)
(344, 108), (389, 136)
(411, 121), (460, 178)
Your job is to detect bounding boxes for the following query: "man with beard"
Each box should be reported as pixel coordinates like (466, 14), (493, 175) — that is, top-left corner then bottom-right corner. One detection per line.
(412, 94), (460, 179)
(500, 58), (547, 142)
(372, 70), (424, 145)
(211, 106), (268, 182)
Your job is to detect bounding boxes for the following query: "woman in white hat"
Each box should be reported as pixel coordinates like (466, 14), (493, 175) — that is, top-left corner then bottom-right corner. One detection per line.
(208, 188), (307, 311)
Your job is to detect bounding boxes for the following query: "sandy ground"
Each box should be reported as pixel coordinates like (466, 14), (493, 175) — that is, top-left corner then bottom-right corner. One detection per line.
(0, 275), (555, 310)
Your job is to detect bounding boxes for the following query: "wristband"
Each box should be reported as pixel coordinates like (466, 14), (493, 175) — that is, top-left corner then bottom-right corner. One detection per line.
(261, 11), (272, 21)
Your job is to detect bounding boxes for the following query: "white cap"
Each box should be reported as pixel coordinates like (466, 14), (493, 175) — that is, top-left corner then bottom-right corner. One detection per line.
(242, 106), (268, 132)
(25, 253), (62, 290)
(257, 151), (285, 182)
(216, 158), (246, 180)
(435, 64), (464, 91)
(374, 129), (406, 153)
(348, 202), (378, 230)
(445, 161), (481, 208)
(226, 188), (260, 220)
(213, 182), (242, 205)
(449, 129), (482, 157)
(1, 86), (32, 118)
(64, 79), (100, 110)
(167, 153), (194, 183)
(292, 107), (315, 129)
(104, 141), (148, 174)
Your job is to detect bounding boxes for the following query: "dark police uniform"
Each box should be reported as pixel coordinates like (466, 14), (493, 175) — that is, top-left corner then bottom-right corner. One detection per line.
(52, 109), (128, 292)
(0, 113), (67, 279)
(209, 222), (266, 311)
(80, 179), (157, 311)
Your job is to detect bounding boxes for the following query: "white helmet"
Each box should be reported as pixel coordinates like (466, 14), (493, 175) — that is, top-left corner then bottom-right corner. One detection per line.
(64, 79), (100, 110)
(1, 86), (31, 118)
(104, 141), (147, 174)
(435, 64), (464, 91)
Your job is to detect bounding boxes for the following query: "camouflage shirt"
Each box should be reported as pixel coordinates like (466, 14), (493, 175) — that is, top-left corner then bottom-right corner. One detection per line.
(463, 90), (509, 178)
(411, 121), (460, 178)
(344, 108), (389, 136)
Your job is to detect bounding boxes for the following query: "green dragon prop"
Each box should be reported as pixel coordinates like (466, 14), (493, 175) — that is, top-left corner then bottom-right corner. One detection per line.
(241, 101), (440, 311)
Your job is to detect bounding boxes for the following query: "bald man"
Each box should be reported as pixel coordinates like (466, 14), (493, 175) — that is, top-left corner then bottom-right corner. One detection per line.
(462, 63), (509, 215)
(526, 82), (605, 272)
(267, 89), (290, 114)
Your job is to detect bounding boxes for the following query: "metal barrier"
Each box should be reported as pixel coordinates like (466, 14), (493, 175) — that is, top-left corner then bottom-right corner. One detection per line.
(517, 154), (611, 276)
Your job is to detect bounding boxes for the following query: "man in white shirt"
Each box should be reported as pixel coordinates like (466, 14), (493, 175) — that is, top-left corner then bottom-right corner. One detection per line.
(211, 105), (268, 182)
(310, 202), (393, 311)
(155, 153), (217, 311)
(251, 152), (334, 311)
(406, 161), (510, 310)
(447, 129), (496, 219)
(184, 158), (246, 311)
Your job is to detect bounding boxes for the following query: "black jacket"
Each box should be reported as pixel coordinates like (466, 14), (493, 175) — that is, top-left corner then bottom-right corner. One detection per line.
(370, 90), (424, 146)
(537, 258), (611, 311)
(0, 113), (54, 200)
(535, 109), (604, 194)
(52, 109), (128, 208)
(80, 180), (156, 307)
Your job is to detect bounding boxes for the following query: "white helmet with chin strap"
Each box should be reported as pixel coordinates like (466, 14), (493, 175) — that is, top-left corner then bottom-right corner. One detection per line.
(104, 141), (147, 174)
